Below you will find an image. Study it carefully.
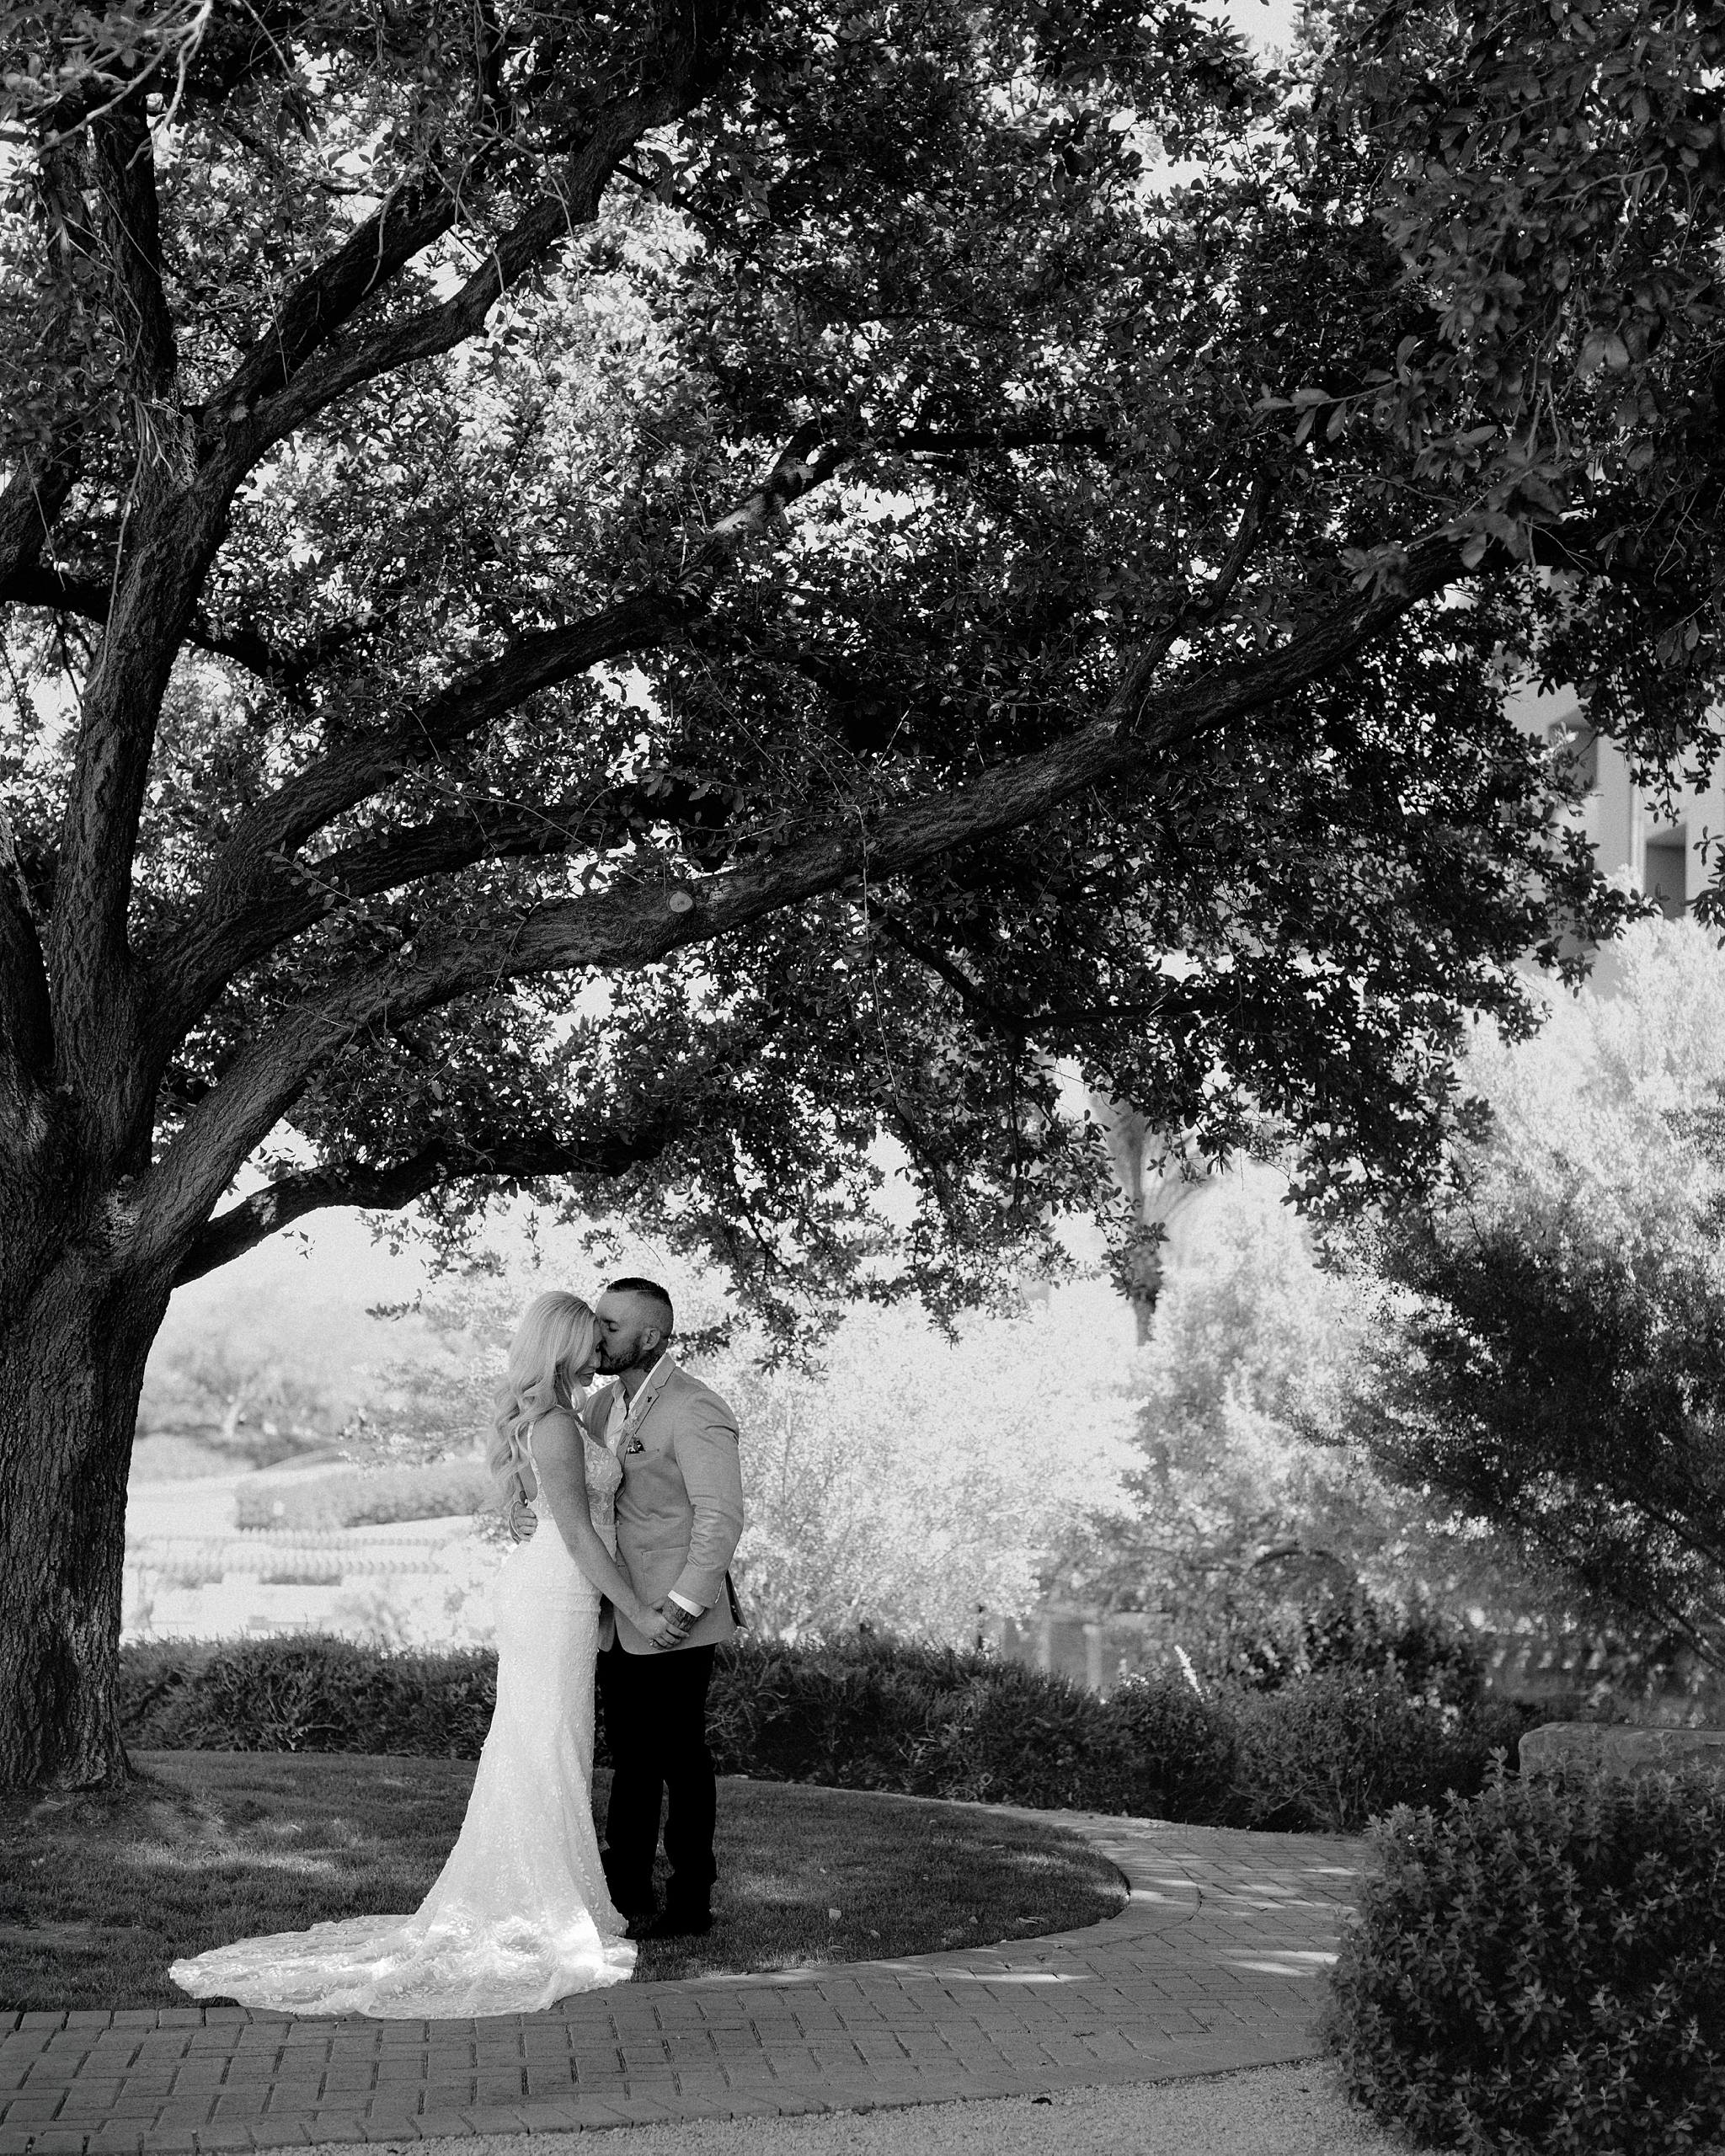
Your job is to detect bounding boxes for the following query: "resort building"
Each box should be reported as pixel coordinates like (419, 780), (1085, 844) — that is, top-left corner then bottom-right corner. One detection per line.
(1510, 677), (1724, 922)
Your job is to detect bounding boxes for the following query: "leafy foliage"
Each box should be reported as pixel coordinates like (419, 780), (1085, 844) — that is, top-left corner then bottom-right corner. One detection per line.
(1326, 1765), (1725, 2155)
(117, 1634), (502, 1758)
(1333, 0), (1725, 744)
(3, 0), (1673, 1334)
(1060, 1165), (1557, 1681)
(1232, 1670), (1532, 1837)
(1340, 918), (1725, 1669)
(118, 1628), (1525, 1829)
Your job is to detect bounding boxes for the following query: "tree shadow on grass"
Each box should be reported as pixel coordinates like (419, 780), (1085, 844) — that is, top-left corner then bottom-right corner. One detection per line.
(0, 1756), (1124, 2009)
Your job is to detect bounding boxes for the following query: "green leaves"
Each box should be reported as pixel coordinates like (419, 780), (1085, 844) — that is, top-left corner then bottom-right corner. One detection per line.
(1327, 1767), (1725, 2153)
(1338, 915), (1725, 1668)
(5, 0), (1720, 1334)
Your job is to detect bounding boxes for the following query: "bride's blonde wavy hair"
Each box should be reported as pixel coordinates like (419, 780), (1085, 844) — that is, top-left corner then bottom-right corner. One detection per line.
(488, 1291), (600, 1502)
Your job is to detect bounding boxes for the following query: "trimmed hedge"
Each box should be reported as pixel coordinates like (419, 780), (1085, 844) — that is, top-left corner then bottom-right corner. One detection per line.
(1326, 1765), (1725, 2153)
(118, 1631), (1526, 1829)
(233, 1458), (494, 1531)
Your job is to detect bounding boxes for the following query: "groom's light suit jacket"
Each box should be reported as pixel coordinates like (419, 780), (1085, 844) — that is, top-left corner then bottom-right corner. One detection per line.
(582, 1356), (745, 1656)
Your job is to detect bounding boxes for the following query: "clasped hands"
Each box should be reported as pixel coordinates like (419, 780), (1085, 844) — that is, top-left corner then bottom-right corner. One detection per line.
(508, 1495), (696, 1650)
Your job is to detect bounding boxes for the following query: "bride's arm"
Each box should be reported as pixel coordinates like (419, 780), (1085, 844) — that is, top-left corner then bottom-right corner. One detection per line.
(529, 1411), (657, 1631)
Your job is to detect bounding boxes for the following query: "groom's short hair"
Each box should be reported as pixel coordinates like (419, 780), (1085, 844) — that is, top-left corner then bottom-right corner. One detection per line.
(607, 1276), (675, 1336)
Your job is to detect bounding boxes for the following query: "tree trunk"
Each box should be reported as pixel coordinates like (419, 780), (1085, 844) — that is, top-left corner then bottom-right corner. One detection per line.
(0, 1255), (168, 1790)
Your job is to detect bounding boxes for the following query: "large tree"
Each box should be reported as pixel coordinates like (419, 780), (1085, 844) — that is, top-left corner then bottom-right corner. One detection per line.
(2, 0), (1721, 1787)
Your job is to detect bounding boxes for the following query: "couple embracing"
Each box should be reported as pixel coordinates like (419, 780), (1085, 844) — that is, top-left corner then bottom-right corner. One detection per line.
(171, 1279), (745, 2017)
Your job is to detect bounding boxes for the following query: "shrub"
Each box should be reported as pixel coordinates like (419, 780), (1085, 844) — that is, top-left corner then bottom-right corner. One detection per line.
(702, 1639), (1237, 1813)
(158, 1556), (227, 1588)
(1231, 1670), (1537, 1833)
(117, 1636), (498, 1757)
(1326, 1766), (1725, 2154)
(1183, 1579), (1490, 1707)
(1102, 1672), (1240, 1820)
(116, 1630), (1518, 1829)
(234, 1458), (494, 1531)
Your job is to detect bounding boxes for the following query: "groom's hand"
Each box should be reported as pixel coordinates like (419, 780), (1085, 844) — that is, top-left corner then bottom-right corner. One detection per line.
(507, 1496), (537, 1543)
(648, 1602), (696, 1651)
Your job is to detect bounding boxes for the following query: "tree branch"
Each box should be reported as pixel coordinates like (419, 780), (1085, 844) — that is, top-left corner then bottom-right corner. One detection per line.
(1122, 469), (1276, 690)
(0, 564), (377, 697)
(875, 914), (1210, 1038)
(230, 12), (731, 465)
(202, 178), (461, 435)
(92, 99), (177, 403)
(174, 1118), (681, 1284)
(149, 584), (681, 1045)
(152, 418), (1105, 1042)
(133, 520), (1474, 1269)
(158, 782), (639, 1000)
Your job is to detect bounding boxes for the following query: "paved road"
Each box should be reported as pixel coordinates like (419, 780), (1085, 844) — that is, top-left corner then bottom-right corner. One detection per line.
(0, 1809), (1366, 2153)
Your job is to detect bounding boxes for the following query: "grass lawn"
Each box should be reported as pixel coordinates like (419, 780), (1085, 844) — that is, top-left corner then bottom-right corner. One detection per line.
(0, 1751), (1125, 2009)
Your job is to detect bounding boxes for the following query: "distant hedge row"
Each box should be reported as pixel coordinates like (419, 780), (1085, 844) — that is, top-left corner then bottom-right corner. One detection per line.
(119, 1630), (1535, 1832)
(233, 1458), (495, 1531)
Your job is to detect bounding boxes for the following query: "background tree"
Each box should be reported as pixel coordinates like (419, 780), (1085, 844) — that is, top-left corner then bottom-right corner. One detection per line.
(1058, 1164), (1541, 1685)
(3, 0), (1720, 1787)
(349, 1216), (1140, 1642)
(1340, 917), (1725, 1677)
(134, 1338), (336, 1473)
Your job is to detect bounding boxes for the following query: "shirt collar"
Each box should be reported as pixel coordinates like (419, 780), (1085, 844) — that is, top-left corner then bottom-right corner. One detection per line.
(612, 1350), (671, 1425)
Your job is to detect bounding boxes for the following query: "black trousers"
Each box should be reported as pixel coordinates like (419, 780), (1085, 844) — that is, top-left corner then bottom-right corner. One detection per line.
(597, 1639), (718, 1913)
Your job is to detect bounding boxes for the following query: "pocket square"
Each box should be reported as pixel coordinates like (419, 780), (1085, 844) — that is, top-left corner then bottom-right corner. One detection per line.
(624, 1438), (645, 1456)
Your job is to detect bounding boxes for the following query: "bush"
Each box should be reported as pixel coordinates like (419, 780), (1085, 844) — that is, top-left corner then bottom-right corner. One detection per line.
(1185, 1579), (1490, 1708)
(702, 1636), (1238, 1815)
(118, 1633), (1240, 1815)
(1232, 1671), (1538, 1833)
(234, 1458), (494, 1531)
(120, 1630), (1526, 1829)
(117, 1636), (499, 1757)
(1326, 1766), (1725, 2154)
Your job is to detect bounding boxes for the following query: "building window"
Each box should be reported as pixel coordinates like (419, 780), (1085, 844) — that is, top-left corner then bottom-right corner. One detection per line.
(1645, 834), (1687, 918)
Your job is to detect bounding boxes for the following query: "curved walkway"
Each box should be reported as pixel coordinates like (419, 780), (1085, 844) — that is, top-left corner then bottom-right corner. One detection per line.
(0, 1809), (1366, 2153)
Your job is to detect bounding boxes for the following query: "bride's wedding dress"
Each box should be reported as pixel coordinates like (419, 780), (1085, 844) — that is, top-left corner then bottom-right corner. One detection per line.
(168, 1431), (635, 2015)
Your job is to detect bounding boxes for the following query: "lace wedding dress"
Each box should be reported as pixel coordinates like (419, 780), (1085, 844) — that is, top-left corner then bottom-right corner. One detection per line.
(168, 1430), (635, 2016)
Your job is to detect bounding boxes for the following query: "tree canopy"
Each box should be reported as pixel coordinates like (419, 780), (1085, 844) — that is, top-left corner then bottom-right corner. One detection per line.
(10, 0), (1710, 1324)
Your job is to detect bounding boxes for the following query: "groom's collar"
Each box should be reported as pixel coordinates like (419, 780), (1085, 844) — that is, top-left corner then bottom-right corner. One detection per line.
(622, 1349), (676, 1416)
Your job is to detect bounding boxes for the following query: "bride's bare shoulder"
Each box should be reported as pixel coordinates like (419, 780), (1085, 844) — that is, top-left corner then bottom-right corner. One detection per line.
(531, 1405), (584, 1455)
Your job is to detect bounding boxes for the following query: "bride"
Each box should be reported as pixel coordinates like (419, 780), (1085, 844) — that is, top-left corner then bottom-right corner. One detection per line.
(169, 1291), (656, 2016)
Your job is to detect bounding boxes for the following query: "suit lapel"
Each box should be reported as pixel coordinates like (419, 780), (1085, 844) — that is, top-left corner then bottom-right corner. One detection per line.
(626, 1355), (676, 1444)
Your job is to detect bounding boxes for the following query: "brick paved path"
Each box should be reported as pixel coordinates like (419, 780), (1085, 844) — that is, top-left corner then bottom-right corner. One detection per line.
(0, 1810), (1365, 2153)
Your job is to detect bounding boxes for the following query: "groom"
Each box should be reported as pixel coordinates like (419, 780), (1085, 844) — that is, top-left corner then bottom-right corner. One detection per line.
(585, 1278), (745, 1939)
